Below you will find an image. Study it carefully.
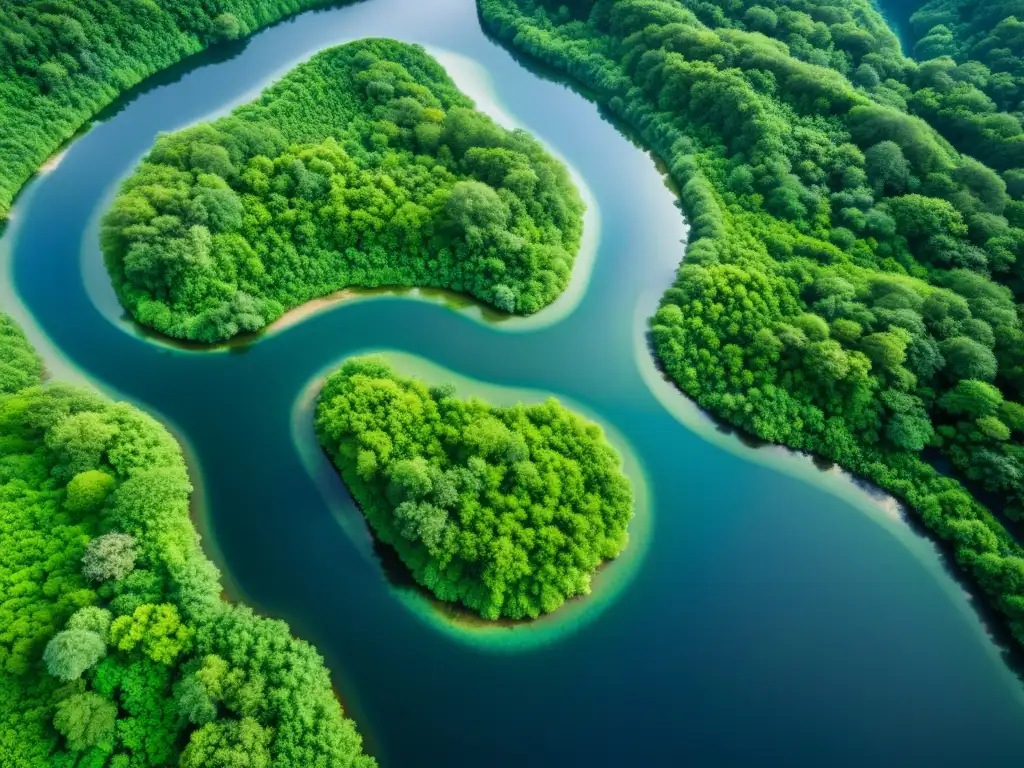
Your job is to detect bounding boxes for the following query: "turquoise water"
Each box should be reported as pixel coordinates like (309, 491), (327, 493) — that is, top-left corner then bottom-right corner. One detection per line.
(877, 0), (922, 49)
(4, 0), (1024, 764)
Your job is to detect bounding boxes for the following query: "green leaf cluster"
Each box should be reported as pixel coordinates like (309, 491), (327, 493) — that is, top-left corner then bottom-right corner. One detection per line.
(314, 356), (634, 620)
(905, 1), (1024, 173)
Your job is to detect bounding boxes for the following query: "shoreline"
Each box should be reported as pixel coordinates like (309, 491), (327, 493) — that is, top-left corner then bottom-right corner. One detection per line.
(289, 348), (654, 653)
(263, 288), (362, 334)
(78, 40), (601, 354)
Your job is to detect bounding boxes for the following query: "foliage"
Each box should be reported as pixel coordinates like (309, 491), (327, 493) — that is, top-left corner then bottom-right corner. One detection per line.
(180, 717), (272, 768)
(314, 356), (634, 620)
(906, 0), (1024, 171)
(0, 314), (43, 394)
(476, 0), (1024, 649)
(81, 532), (138, 582)
(65, 470), (115, 515)
(67, 607), (113, 641)
(0, 314), (375, 766)
(101, 38), (584, 341)
(0, 0), (368, 219)
(44, 629), (107, 681)
(53, 692), (118, 752)
(109, 604), (193, 665)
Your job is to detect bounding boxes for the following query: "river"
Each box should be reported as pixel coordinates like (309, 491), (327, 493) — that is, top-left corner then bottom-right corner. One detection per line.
(3, 0), (1024, 764)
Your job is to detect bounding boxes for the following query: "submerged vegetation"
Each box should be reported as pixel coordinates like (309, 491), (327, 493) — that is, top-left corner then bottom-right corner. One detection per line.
(0, 314), (374, 767)
(100, 38), (584, 342)
(0, 0), (361, 220)
(314, 357), (633, 620)
(478, 0), (1024, 646)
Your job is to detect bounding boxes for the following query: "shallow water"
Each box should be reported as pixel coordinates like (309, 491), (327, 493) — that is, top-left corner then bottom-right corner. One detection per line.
(5, 0), (1024, 764)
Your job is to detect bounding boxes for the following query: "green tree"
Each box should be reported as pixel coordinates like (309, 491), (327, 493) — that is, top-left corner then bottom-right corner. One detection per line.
(212, 13), (242, 42)
(110, 604), (193, 665)
(53, 692), (117, 752)
(862, 330), (909, 371)
(67, 607), (113, 642)
(81, 533), (137, 582)
(865, 141), (912, 194)
(940, 336), (998, 381)
(44, 629), (106, 681)
(939, 380), (1003, 417)
(46, 411), (117, 480)
(977, 416), (1011, 441)
(180, 717), (272, 768)
(65, 470), (115, 515)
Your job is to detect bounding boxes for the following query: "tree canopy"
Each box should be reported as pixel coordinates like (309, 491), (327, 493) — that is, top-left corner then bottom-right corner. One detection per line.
(906, 0), (1024, 172)
(478, 0), (1024, 650)
(0, 313), (374, 767)
(0, 0), (371, 220)
(101, 38), (584, 342)
(314, 356), (634, 620)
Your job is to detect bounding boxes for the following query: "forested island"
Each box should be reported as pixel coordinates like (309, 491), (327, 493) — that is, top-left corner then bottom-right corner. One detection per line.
(479, 0), (1024, 647)
(0, 315), (374, 767)
(100, 38), (584, 342)
(314, 357), (634, 620)
(0, 0), (372, 221)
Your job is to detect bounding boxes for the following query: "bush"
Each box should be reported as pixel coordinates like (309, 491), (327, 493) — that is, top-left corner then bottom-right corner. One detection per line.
(64, 470), (115, 514)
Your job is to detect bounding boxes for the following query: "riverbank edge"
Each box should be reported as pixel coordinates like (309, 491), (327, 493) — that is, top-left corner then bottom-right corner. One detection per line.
(100, 39), (586, 345)
(78, 45), (602, 354)
(0, 312), (378, 764)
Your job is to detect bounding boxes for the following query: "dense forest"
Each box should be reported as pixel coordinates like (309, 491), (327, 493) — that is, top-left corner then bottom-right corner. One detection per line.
(0, 0), (365, 220)
(906, 0), (1024, 172)
(314, 357), (634, 620)
(0, 315), (374, 767)
(101, 38), (584, 342)
(478, 0), (1024, 646)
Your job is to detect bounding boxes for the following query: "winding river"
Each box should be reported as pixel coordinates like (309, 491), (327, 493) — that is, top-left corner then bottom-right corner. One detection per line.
(4, 0), (1024, 764)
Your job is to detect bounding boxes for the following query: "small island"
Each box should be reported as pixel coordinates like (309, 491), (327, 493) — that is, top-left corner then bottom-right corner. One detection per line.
(100, 38), (584, 343)
(314, 357), (634, 620)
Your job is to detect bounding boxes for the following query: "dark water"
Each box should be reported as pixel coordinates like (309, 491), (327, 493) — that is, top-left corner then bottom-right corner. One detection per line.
(4, 0), (1024, 764)
(876, 0), (922, 50)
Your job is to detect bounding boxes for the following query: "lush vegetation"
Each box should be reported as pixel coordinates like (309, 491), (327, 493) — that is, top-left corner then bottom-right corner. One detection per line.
(0, 0), (371, 220)
(314, 357), (633, 620)
(903, 0), (1024, 172)
(0, 314), (374, 767)
(478, 0), (1024, 645)
(100, 38), (584, 342)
